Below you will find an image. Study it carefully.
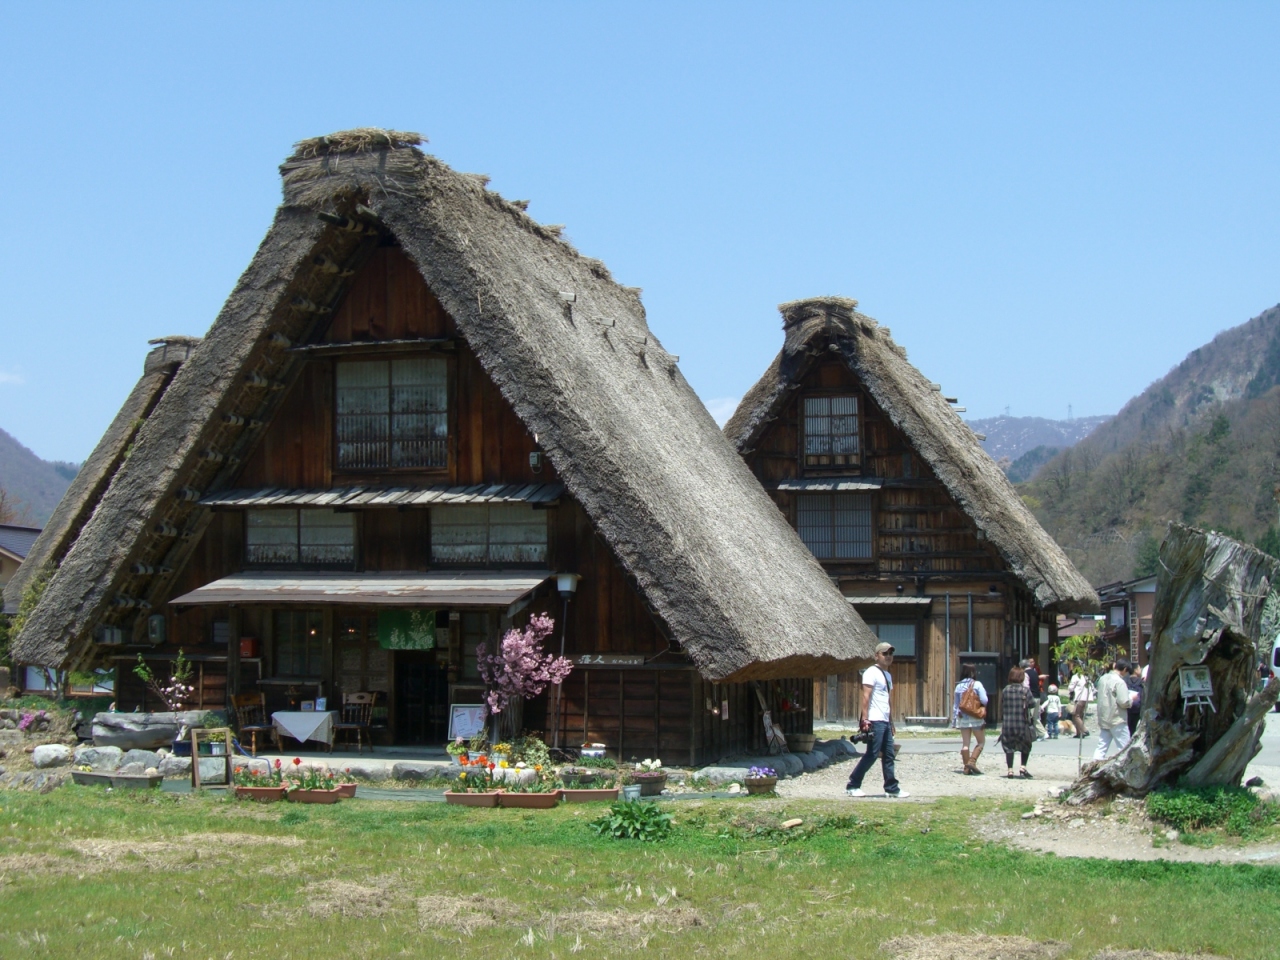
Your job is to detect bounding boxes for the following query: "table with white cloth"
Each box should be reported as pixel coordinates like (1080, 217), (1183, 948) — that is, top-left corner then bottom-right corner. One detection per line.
(271, 711), (337, 747)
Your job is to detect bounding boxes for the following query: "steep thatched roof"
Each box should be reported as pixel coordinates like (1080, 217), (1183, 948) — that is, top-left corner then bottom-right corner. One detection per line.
(725, 297), (1098, 613)
(13, 131), (875, 680)
(2, 338), (197, 615)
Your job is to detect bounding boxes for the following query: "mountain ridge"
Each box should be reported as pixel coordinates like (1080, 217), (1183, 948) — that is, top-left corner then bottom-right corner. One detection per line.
(0, 428), (77, 526)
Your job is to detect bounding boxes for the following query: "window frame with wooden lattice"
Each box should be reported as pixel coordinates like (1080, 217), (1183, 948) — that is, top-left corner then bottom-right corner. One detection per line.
(796, 492), (874, 562)
(335, 356), (450, 471)
(244, 509), (356, 568)
(802, 394), (861, 470)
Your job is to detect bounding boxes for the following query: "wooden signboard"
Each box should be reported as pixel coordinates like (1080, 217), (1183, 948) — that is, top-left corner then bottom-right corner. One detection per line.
(576, 654), (645, 667)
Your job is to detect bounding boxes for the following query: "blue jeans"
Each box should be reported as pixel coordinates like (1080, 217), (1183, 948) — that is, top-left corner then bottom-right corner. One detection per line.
(1046, 717), (1059, 738)
(847, 721), (900, 794)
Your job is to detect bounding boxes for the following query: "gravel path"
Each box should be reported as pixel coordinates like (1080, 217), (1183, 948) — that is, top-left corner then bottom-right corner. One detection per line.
(777, 742), (1076, 801)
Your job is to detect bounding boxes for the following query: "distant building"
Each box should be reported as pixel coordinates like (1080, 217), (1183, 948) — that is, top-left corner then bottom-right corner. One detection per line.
(0, 523), (41, 593)
(725, 297), (1099, 723)
(1095, 575), (1157, 666)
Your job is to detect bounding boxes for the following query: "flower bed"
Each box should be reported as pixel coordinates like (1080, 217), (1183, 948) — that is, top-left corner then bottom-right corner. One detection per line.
(444, 790), (501, 807)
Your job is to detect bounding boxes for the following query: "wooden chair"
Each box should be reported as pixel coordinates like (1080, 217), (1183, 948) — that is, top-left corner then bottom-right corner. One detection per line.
(331, 692), (376, 753)
(232, 692), (279, 757)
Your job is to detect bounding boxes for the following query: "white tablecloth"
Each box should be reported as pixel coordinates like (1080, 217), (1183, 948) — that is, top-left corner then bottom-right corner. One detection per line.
(272, 711), (336, 746)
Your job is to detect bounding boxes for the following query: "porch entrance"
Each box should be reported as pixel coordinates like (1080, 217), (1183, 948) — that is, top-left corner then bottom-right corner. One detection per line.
(394, 650), (449, 744)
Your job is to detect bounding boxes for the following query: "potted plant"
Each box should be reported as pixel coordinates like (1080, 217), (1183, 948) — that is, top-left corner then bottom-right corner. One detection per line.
(497, 763), (561, 808)
(476, 614), (573, 743)
(446, 736), (469, 765)
(560, 767), (620, 803)
(233, 759), (287, 802)
(628, 758), (668, 797)
(335, 768), (358, 799)
(444, 758), (502, 807)
(285, 759), (342, 803)
(744, 765), (778, 795)
(490, 741), (514, 765)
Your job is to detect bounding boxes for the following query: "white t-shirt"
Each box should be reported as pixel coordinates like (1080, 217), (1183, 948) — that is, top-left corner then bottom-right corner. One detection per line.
(863, 666), (892, 722)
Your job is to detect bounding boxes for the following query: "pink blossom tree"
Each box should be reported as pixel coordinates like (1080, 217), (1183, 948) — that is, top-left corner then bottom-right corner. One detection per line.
(476, 613), (573, 741)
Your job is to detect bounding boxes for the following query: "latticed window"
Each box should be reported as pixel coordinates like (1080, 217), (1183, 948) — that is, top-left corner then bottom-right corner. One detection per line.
(797, 493), (873, 560)
(431, 504), (548, 565)
(275, 610), (323, 677)
(804, 395), (860, 468)
(246, 509), (355, 566)
(336, 358), (448, 470)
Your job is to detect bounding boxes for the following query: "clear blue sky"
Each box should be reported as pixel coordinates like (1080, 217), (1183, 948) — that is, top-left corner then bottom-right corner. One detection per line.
(3, 4), (1278, 463)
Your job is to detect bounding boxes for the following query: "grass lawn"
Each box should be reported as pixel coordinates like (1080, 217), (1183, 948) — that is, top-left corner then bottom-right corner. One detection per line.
(1, 787), (1277, 959)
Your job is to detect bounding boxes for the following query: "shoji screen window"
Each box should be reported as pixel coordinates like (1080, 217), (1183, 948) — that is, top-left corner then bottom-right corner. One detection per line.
(796, 493), (873, 560)
(336, 357), (448, 469)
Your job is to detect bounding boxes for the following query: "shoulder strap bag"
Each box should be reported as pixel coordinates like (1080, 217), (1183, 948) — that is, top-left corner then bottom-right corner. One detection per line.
(958, 679), (986, 720)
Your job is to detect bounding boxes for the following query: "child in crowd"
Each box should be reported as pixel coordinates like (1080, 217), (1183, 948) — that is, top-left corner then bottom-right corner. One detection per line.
(1040, 684), (1061, 739)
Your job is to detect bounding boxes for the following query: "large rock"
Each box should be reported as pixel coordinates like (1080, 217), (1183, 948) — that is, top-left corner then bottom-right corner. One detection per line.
(91, 711), (208, 750)
(117, 762), (146, 776)
(797, 750), (828, 773)
(492, 767), (537, 786)
(815, 738), (858, 759)
(158, 756), (191, 778)
(392, 761), (449, 781)
(230, 757), (270, 776)
(198, 758), (229, 781)
(32, 744), (72, 769)
(121, 749), (162, 770)
(73, 746), (124, 771)
(341, 762), (391, 782)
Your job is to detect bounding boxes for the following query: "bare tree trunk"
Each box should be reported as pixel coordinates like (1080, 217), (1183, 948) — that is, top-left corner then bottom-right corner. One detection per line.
(1067, 523), (1278, 804)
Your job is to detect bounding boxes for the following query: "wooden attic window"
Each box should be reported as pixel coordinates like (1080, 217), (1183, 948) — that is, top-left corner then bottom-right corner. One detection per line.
(803, 395), (860, 468)
(336, 357), (448, 470)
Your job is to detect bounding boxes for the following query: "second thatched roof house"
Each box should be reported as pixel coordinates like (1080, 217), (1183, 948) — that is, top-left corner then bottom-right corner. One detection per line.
(9, 131), (874, 763)
(726, 297), (1098, 723)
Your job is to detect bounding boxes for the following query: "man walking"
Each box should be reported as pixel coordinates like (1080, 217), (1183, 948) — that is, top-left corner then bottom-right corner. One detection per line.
(846, 642), (910, 799)
(1094, 659), (1135, 760)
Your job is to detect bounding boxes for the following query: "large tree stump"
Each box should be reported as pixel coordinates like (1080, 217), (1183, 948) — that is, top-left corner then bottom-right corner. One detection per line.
(1066, 524), (1279, 804)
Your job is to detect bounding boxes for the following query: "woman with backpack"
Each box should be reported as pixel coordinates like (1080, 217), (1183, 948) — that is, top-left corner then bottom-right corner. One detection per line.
(952, 663), (989, 775)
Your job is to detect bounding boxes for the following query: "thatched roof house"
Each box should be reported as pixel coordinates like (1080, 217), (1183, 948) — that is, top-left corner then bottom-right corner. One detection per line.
(726, 297), (1096, 612)
(11, 131), (874, 694)
(3, 337), (199, 615)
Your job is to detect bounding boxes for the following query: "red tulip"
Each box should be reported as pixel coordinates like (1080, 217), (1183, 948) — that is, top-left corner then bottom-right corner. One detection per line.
(293, 757), (301, 766)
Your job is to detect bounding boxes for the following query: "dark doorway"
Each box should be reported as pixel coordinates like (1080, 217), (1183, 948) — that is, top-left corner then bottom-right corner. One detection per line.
(394, 651), (449, 744)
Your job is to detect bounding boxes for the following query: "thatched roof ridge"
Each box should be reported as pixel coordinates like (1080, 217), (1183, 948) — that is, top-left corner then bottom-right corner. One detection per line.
(725, 297), (1099, 613)
(2, 340), (196, 615)
(14, 131), (875, 678)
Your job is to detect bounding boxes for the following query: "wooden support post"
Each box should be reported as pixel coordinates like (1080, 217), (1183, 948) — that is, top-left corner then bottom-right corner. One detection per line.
(227, 606), (241, 703)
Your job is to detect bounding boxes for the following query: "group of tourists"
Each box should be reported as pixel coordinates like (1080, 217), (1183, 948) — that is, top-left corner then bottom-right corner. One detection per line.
(842, 641), (1147, 798)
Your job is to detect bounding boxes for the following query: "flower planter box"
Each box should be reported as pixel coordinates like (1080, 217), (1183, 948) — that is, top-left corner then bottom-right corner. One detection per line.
(445, 790), (502, 807)
(335, 783), (358, 799)
(287, 787), (342, 804)
(498, 790), (562, 809)
(562, 787), (620, 803)
(235, 785), (287, 803)
(785, 733), (816, 753)
(744, 776), (778, 796)
(71, 770), (162, 790)
(631, 774), (667, 797)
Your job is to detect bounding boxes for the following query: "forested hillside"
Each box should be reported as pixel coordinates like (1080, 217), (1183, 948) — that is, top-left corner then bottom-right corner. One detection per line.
(1022, 303), (1280, 585)
(0, 428), (77, 525)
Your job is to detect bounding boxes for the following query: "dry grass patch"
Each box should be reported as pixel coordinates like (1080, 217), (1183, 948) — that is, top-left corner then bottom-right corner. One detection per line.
(74, 831), (303, 864)
(554, 905), (705, 936)
(418, 894), (525, 934)
(301, 875), (402, 919)
(882, 933), (1069, 960)
(1092, 952), (1231, 960)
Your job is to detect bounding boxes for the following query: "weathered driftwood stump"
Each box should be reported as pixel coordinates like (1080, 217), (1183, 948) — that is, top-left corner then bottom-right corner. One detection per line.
(1066, 524), (1280, 804)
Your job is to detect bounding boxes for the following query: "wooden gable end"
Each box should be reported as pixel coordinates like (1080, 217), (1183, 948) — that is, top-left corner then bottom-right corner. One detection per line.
(746, 358), (1007, 580)
(237, 247), (546, 489)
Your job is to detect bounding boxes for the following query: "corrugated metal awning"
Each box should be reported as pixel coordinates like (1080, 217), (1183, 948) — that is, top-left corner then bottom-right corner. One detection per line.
(845, 595), (933, 605)
(170, 570), (553, 607)
(199, 483), (564, 509)
(775, 478), (883, 492)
